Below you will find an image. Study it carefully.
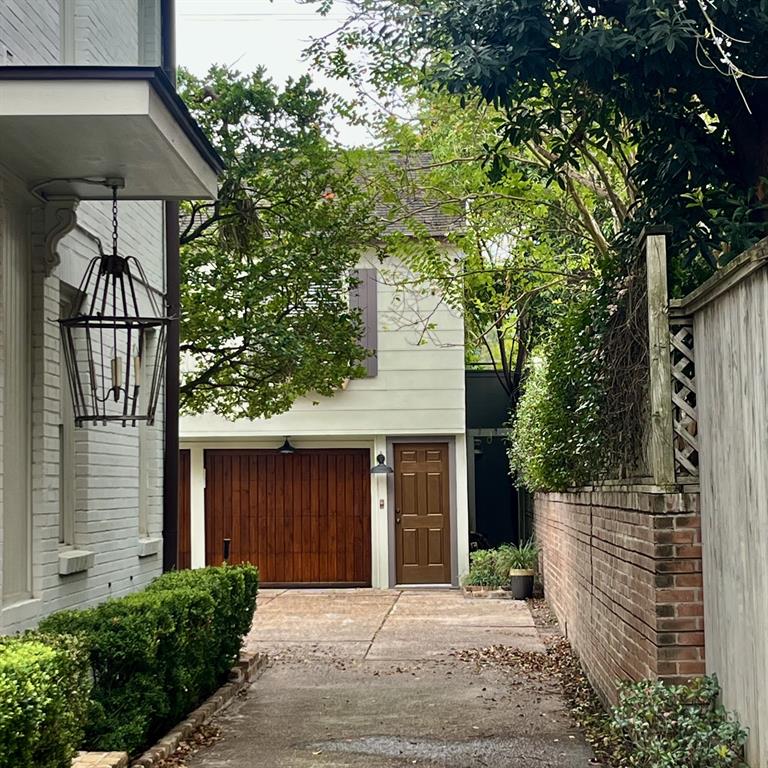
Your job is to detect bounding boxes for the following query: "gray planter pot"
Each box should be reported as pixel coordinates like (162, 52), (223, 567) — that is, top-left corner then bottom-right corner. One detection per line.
(507, 569), (534, 599)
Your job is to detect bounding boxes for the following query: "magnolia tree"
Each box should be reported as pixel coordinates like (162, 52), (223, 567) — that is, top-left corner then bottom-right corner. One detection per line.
(309, 0), (768, 290)
(303, 0), (768, 487)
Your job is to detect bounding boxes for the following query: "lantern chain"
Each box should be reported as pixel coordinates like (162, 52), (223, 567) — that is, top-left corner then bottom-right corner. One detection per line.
(111, 185), (119, 257)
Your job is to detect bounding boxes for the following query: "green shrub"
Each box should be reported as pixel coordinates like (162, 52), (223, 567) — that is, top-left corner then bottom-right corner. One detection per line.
(463, 549), (502, 587)
(609, 676), (748, 768)
(510, 254), (651, 492)
(509, 305), (604, 492)
(39, 564), (258, 756)
(147, 563), (258, 678)
(0, 634), (91, 768)
(463, 543), (538, 587)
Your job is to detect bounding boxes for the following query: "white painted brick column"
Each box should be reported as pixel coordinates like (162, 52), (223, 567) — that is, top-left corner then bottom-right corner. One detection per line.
(370, 435), (390, 588)
(189, 446), (206, 569)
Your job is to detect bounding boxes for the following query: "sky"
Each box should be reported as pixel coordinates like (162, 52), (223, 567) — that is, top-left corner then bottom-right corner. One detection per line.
(176, 0), (372, 145)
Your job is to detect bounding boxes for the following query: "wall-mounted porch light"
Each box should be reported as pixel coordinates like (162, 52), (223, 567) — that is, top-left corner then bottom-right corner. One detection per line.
(370, 453), (394, 474)
(278, 437), (296, 454)
(59, 186), (170, 427)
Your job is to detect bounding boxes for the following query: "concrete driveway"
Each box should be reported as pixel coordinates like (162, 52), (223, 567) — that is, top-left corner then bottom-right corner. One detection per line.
(186, 589), (594, 768)
(245, 588), (544, 661)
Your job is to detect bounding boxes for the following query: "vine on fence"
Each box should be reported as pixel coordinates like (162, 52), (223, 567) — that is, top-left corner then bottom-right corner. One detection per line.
(510, 249), (651, 491)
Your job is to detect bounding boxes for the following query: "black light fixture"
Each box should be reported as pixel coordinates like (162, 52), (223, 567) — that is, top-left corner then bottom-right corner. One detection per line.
(59, 186), (170, 427)
(370, 453), (394, 474)
(278, 437), (296, 454)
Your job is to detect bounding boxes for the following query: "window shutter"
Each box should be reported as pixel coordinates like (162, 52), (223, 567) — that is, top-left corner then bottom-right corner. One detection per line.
(350, 268), (378, 377)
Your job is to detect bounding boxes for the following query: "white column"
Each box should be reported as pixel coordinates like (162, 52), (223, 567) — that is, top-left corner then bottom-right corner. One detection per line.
(454, 433), (470, 584)
(189, 445), (206, 569)
(370, 435), (390, 588)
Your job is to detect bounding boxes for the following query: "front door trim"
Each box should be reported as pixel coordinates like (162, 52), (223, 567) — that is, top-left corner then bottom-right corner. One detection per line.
(387, 437), (458, 587)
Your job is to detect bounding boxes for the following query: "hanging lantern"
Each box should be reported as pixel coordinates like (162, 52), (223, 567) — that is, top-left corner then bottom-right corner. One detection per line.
(59, 187), (170, 427)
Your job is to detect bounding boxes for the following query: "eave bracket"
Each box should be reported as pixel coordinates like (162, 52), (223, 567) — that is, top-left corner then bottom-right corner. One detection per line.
(41, 197), (80, 276)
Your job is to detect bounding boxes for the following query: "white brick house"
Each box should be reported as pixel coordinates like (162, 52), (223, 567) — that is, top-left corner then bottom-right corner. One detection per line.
(0, 0), (221, 633)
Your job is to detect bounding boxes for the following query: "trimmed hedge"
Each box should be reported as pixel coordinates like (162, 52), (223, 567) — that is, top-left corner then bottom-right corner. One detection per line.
(39, 564), (258, 756)
(0, 634), (91, 768)
(147, 563), (258, 679)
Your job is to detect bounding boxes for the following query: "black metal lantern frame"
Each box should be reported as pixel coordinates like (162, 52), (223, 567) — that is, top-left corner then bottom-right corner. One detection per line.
(59, 188), (170, 427)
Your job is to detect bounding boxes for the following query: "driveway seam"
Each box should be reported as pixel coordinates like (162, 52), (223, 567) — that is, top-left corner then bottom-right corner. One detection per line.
(363, 590), (403, 660)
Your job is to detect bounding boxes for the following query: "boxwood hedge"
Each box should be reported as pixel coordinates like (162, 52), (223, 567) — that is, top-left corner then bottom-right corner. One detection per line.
(39, 563), (258, 756)
(0, 633), (91, 768)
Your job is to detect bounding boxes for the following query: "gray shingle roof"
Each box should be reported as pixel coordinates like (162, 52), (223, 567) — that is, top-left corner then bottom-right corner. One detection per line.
(368, 152), (464, 238)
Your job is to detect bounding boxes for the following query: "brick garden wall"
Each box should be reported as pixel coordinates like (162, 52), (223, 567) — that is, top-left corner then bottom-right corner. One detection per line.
(535, 489), (704, 703)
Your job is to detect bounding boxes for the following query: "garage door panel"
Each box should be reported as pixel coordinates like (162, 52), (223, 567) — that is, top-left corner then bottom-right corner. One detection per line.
(205, 449), (371, 586)
(310, 454), (318, 582)
(302, 455), (313, 582)
(231, 456), (242, 563)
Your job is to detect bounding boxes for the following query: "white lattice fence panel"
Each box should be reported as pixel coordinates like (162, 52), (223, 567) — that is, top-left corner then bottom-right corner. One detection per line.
(670, 320), (698, 478)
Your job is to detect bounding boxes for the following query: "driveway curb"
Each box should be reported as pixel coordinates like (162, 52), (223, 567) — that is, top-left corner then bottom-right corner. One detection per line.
(129, 651), (269, 767)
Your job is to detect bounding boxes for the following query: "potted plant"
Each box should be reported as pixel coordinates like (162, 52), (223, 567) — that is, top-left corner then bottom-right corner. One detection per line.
(497, 539), (539, 599)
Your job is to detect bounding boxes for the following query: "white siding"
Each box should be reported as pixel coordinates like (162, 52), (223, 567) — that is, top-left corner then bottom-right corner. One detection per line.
(181, 252), (466, 439)
(72, 0), (139, 66)
(0, 1), (60, 65)
(137, 0), (161, 66)
(696, 265), (768, 768)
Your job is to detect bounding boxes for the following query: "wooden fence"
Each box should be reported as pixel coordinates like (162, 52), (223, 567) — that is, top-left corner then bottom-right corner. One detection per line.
(635, 231), (768, 764)
(639, 228), (700, 487)
(668, 237), (768, 768)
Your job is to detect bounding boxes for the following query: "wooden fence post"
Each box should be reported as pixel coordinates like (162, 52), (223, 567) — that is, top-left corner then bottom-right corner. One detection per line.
(644, 226), (676, 486)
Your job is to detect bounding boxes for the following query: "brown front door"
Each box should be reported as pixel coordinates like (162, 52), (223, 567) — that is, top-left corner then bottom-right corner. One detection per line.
(394, 443), (452, 584)
(204, 449), (371, 587)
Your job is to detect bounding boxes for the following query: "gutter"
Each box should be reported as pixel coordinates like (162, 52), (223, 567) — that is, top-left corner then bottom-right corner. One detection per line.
(162, 0), (180, 571)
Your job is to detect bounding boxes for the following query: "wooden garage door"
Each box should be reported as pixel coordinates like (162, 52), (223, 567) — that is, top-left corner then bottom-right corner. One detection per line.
(204, 449), (371, 586)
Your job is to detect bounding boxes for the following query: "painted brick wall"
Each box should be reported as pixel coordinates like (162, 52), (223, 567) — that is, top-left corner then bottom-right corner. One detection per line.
(73, 0), (139, 66)
(536, 489), (704, 703)
(0, 0), (60, 64)
(0, 2), (167, 632)
(0, 189), (166, 635)
(30, 199), (167, 625)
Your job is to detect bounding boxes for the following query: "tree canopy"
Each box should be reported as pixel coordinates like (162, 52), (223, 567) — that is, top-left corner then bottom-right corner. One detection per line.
(177, 67), (378, 419)
(370, 89), (625, 399)
(310, 0), (768, 291)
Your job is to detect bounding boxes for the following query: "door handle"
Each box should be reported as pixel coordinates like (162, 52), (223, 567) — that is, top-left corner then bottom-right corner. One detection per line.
(395, 511), (401, 525)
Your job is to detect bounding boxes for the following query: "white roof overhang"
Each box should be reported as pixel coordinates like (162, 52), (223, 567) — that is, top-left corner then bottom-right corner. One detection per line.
(0, 67), (224, 201)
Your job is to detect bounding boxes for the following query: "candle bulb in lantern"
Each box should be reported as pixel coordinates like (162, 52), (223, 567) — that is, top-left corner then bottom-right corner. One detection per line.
(133, 353), (142, 388)
(111, 356), (123, 400)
